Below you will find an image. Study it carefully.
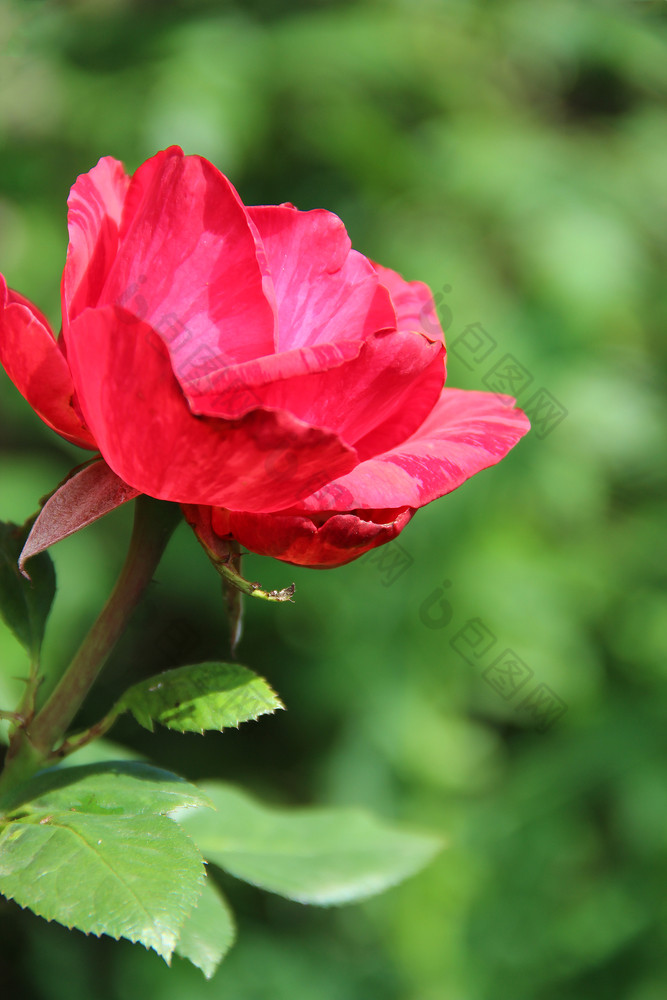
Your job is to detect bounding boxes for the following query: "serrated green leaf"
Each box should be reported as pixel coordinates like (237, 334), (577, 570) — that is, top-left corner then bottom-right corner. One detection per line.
(0, 812), (205, 959)
(118, 662), (283, 734)
(0, 761), (212, 819)
(174, 874), (235, 978)
(0, 519), (55, 659)
(178, 783), (444, 906)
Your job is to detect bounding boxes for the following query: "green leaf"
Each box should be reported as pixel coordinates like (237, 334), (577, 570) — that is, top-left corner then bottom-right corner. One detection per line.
(117, 662), (283, 734)
(174, 874), (235, 978)
(63, 736), (146, 768)
(0, 811), (205, 959)
(0, 761), (212, 819)
(178, 783), (444, 906)
(0, 519), (55, 659)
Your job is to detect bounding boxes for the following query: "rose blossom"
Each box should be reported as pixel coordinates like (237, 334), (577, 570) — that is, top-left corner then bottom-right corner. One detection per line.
(0, 146), (529, 568)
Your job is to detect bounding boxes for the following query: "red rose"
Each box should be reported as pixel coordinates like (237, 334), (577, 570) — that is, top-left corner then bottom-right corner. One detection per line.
(1, 147), (529, 568)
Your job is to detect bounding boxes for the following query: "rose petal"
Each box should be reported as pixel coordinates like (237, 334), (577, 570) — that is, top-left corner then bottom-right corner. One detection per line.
(298, 388), (531, 510)
(63, 155), (131, 323)
(351, 264), (446, 458)
(19, 460), (140, 573)
(65, 305), (357, 511)
(185, 504), (414, 569)
(333, 330), (445, 460)
(372, 261), (444, 343)
(249, 205), (396, 351)
(0, 276), (96, 449)
(185, 328), (444, 457)
(183, 338), (363, 414)
(98, 147), (276, 371)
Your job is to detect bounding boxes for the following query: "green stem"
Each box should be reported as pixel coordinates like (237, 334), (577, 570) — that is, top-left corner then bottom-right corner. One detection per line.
(0, 711), (23, 723)
(210, 541), (296, 603)
(0, 497), (180, 796)
(52, 704), (123, 761)
(10, 658), (41, 737)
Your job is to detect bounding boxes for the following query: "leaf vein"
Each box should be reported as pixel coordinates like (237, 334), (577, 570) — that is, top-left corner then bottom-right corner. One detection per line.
(42, 817), (159, 924)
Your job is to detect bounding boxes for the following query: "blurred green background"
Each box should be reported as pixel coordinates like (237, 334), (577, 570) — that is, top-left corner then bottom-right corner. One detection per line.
(1, 0), (666, 997)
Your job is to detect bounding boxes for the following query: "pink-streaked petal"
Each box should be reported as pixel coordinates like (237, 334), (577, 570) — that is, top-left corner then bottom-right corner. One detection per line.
(187, 329), (444, 456)
(236, 507), (414, 568)
(183, 339), (363, 415)
(297, 388), (531, 511)
(99, 147), (276, 370)
(63, 156), (131, 323)
(249, 205), (396, 351)
(0, 277), (96, 449)
(19, 460), (140, 573)
(372, 262), (444, 343)
(184, 504), (414, 569)
(65, 305), (357, 511)
(335, 331), (444, 459)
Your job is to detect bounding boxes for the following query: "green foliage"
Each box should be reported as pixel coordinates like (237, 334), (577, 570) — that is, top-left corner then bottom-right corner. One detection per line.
(174, 875), (235, 979)
(117, 662), (283, 734)
(0, 519), (55, 661)
(0, 761), (211, 817)
(0, 813), (204, 960)
(0, 765), (438, 978)
(1, 0), (666, 996)
(179, 782), (443, 905)
(0, 763), (207, 960)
